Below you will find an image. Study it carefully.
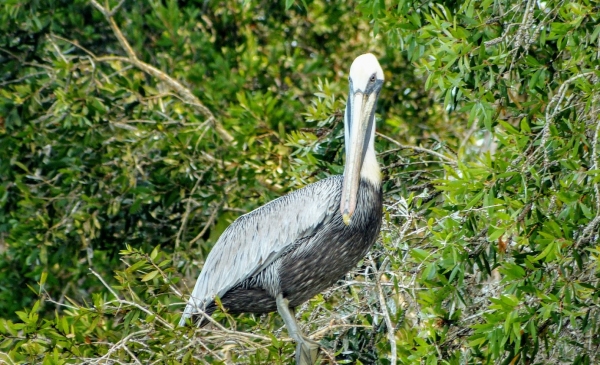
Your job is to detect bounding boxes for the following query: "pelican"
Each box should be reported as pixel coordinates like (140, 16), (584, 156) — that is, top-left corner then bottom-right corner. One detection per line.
(180, 53), (384, 365)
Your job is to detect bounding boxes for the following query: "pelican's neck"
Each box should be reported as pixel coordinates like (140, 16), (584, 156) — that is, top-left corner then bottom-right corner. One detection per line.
(360, 138), (381, 187)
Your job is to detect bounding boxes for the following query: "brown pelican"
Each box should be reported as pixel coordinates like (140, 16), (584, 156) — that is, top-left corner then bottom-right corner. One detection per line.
(180, 53), (384, 365)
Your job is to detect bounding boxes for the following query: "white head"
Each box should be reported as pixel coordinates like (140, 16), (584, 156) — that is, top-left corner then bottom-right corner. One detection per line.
(349, 53), (385, 94)
(341, 53), (384, 225)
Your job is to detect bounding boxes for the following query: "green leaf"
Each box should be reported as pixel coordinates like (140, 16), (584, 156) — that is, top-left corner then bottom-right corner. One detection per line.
(488, 226), (506, 241)
(150, 245), (160, 261)
(141, 270), (159, 282)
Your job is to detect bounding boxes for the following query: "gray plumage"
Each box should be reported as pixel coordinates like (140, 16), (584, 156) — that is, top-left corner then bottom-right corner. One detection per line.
(179, 175), (382, 325)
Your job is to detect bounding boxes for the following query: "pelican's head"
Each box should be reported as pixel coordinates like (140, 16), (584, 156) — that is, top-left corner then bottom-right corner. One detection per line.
(341, 53), (384, 225)
(348, 53), (385, 96)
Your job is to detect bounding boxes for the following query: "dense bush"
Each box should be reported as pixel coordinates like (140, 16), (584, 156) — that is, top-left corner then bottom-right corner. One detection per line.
(1, 0), (598, 364)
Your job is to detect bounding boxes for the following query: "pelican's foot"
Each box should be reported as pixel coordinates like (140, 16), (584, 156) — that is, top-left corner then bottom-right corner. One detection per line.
(295, 337), (319, 365)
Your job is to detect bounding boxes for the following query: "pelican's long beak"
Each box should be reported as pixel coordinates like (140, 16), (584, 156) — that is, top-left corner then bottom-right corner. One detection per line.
(340, 89), (378, 225)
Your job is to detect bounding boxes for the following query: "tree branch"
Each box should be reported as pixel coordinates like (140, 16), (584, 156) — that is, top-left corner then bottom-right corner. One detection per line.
(88, 0), (234, 143)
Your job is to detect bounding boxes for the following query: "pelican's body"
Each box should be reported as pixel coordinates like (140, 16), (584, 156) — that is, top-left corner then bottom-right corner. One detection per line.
(190, 176), (381, 317)
(180, 54), (385, 364)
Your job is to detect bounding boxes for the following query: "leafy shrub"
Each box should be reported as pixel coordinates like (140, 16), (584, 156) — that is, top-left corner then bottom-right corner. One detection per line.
(1, 0), (598, 364)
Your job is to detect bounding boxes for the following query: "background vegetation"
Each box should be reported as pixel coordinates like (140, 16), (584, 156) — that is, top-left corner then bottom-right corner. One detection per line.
(1, 0), (599, 363)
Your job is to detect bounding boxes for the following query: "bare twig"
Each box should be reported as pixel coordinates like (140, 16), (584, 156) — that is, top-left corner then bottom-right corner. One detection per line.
(110, 299), (173, 330)
(542, 72), (595, 166)
(189, 203), (222, 246)
(96, 329), (150, 364)
(0, 351), (17, 365)
(573, 109), (600, 248)
(123, 345), (143, 365)
(176, 177), (203, 248)
(89, 268), (121, 301)
(91, 268), (174, 329)
(591, 114), (600, 213)
(373, 257), (396, 365)
(377, 132), (457, 165)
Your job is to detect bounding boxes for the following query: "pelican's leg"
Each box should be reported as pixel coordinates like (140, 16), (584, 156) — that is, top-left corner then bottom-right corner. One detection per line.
(276, 293), (319, 365)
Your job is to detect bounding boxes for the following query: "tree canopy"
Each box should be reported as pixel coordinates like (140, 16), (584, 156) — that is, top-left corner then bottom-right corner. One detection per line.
(1, 0), (599, 364)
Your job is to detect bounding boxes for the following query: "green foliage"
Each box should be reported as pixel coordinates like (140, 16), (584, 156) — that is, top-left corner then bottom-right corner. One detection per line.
(358, 0), (600, 363)
(1, 0), (599, 364)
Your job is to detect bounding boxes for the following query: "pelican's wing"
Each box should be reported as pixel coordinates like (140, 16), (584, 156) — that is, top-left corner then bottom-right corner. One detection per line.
(179, 176), (342, 326)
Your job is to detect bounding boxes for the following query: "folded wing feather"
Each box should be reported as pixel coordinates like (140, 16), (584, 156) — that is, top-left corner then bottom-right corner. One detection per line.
(179, 176), (341, 326)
